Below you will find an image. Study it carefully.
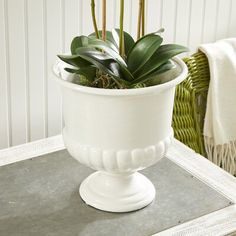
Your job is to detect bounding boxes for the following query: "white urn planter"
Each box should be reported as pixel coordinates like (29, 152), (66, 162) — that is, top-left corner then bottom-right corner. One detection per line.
(53, 57), (188, 212)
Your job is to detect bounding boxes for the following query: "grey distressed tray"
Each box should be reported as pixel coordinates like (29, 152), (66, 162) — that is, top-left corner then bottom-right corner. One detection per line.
(0, 149), (232, 236)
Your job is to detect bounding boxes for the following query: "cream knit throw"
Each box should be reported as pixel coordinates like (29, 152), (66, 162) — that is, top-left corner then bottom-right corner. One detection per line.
(199, 39), (236, 175)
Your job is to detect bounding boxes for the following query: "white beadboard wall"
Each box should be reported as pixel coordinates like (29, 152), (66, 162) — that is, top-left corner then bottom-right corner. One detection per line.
(0, 0), (236, 149)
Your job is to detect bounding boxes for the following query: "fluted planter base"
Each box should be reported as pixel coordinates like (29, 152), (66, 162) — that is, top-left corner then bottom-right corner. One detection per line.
(79, 171), (155, 212)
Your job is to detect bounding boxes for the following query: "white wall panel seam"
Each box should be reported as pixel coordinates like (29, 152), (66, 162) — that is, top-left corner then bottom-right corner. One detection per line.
(42, 0), (48, 138)
(60, 0), (65, 131)
(96, 0), (100, 29)
(78, 0), (82, 34)
(173, 0), (178, 43)
(227, 0), (233, 37)
(187, 0), (193, 50)
(61, 0), (65, 53)
(129, 0), (133, 33)
(159, 0), (163, 27)
(23, 0), (30, 142)
(214, 0), (220, 41)
(3, 0), (12, 147)
(201, 0), (207, 44)
(116, 0), (119, 28)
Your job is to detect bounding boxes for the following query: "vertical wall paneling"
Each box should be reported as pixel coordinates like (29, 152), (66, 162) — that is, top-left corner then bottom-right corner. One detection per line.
(91, 0), (118, 31)
(96, 0), (101, 28)
(78, 0), (83, 34)
(27, 0), (44, 142)
(215, 0), (232, 40)
(64, 0), (79, 51)
(24, 0), (30, 142)
(1, 0), (236, 149)
(114, 0), (119, 28)
(106, 0), (116, 30)
(174, 0), (191, 47)
(46, 0), (62, 137)
(215, 0), (231, 39)
(123, 0), (132, 34)
(202, 0), (218, 43)
(188, 0), (205, 52)
(128, 0), (133, 33)
(214, 0), (220, 40)
(161, 0), (176, 43)
(42, 0), (48, 138)
(61, 0), (65, 54)
(7, 0), (27, 146)
(159, 0), (163, 27)
(200, 0), (207, 43)
(60, 0), (65, 131)
(82, 0), (93, 36)
(228, 0), (236, 37)
(173, 0), (178, 43)
(130, 0), (139, 38)
(146, 0), (162, 34)
(0, 0), (10, 148)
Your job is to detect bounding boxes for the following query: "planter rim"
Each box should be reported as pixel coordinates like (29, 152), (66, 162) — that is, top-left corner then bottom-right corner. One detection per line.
(53, 56), (188, 96)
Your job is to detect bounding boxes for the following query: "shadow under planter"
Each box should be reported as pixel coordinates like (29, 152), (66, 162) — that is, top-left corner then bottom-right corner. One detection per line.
(0, 149), (231, 236)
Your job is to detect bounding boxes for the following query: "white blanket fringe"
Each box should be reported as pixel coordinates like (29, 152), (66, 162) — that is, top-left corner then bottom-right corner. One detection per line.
(204, 136), (236, 175)
(200, 38), (236, 176)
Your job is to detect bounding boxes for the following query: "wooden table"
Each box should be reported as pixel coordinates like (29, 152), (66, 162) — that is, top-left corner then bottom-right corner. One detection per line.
(0, 136), (236, 236)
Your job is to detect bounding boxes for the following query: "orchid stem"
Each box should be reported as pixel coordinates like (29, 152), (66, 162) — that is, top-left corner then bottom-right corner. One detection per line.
(102, 0), (106, 41)
(119, 0), (125, 57)
(137, 0), (142, 40)
(141, 0), (145, 36)
(91, 0), (100, 39)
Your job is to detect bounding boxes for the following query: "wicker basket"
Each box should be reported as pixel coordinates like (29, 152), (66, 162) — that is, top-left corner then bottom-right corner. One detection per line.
(172, 52), (210, 156)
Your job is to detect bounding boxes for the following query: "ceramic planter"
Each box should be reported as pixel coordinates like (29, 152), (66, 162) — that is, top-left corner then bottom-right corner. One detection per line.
(53, 57), (188, 212)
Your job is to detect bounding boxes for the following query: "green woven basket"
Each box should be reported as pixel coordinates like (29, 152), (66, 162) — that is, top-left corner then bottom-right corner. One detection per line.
(172, 51), (210, 156)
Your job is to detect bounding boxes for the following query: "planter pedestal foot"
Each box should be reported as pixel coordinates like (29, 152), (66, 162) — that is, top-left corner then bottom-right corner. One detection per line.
(79, 171), (155, 213)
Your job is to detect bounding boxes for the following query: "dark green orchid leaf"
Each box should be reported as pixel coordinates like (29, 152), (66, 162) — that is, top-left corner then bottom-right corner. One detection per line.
(75, 47), (113, 61)
(75, 47), (123, 80)
(134, 60), (174, 84)
(100, 39), (119, 53)
(88, 39), (126, 64)
(147, 60), (174, 78)
(64, 68), (79, 73)
(89, 29), (135, 56)
(127, 34), (163, 73)
(108, 61), (128, 80)
(111, 29), (135, 56)
(88, 31), (118, 52)
(64, 66), (96, 81)
(89, 30), (113, 41)
(134, 44), (188, 80)
(71, 36), (89, 55)
(88, 39), (134, 81)
(126, 28), (164, 57)
(57, 27), (188, 89)
(57, 54), (91, 68)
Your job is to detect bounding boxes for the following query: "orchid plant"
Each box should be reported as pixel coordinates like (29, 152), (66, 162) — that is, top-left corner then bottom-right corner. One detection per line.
(58, 0), (188, 89)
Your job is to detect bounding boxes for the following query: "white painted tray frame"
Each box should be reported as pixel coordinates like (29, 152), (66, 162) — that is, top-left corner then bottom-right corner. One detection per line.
(0, 136), (236, 236)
